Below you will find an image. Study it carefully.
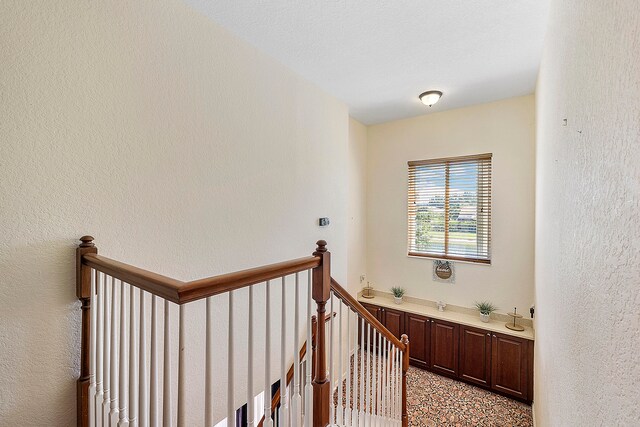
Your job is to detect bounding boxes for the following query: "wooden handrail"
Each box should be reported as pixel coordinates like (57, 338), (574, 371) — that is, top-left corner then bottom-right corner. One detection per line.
(330, 278), (406, 351)
(180, 256), (320, 304)
(82, 254), (184, 302)
(81, 241), (321, 304)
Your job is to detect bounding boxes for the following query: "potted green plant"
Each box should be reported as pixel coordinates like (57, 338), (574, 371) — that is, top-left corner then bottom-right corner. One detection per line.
(391, 287), (406, 304)
(475, 301), (497, 323)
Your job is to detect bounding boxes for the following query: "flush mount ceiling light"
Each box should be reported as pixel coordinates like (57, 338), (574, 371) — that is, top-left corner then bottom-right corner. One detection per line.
(419, 90), (443, 107)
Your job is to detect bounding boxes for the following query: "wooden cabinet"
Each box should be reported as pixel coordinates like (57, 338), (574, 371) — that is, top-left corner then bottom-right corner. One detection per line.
(361, 302), (382, 321)
(491, 333), (533, 401)
(405, 313), (430, 369)
(430, 318), (459, 377)
(357, 301), (534, 403)
(360, 302), (404, 342)
(459, 325), (492, 387)
(381, 307), (404, 340)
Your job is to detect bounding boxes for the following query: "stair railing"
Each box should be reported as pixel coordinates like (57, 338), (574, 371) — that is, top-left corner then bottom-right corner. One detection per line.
(76, 236), (407, 427)
(328, 279), (410, 427)
(76, 236), (332, 427)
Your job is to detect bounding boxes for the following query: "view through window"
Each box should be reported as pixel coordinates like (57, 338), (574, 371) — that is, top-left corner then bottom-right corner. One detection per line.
(407, 153), (492, 264)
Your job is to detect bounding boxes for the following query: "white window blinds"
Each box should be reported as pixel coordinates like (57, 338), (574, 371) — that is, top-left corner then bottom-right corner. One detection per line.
(407, 153), (492, 264)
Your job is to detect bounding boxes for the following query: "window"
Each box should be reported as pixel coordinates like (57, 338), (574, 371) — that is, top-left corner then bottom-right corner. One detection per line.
(407, 153), (492, 264)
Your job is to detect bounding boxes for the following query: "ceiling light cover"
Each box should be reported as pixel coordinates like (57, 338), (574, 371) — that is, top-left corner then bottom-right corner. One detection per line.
(419, 91), (443, 107)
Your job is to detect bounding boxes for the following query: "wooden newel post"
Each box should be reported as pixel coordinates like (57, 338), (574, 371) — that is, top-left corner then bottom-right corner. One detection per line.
(312, 240), (330, 427)
(401, 334), (410, 427)
(77, 236), (97, 427)
(311, 315), (318, 380)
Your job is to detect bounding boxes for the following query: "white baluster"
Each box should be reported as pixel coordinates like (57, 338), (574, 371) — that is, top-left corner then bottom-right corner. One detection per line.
(163, 300), (173, 427)
(129, 291), (138, 425)
(385, 348), (393, 425)
(366, 323), (371, 425)
(377, 332), (382, 424)
(380, 333), (385, 423)
(359, 317), (365, 425)
(390, 341), (394, 423)
(352, 311), (358, 427)
(391, 343), (395, 424)
(329, 292), (340, 424)
(396, 345), (400, 422)
(384, 340), (389, 422)
(119, 282), (129, 427)
(264, 281), (273, 427)
(89, 270), (97, 427)
(205, 297), (213, 427)
(228, 291), (235, 427)
(373, 331), (379, 423)
(389, 345), (394, 422)
(150, 296), (159, 427)
(399, 351), (403, 426)
(337, 299), (343, 426)
(279, 277), (288, 427)
(110, 278), (120, 426)
(373, 331), (378, 423)
(139, 291), (148, 427)
(95, 272), (104, 427)
(304, 271), (312, 427)
(290, 274), (300, 427)
(102, 276), (111, 427)
(345, 306), (351, 427)
(381, 338), (386, 423)
(178, 304), (185, 427)
(247, 287), (254, 427)
(398, 347), (401, 423)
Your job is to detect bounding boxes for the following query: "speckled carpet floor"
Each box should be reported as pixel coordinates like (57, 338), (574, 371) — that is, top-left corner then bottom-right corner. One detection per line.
(333, 352), (532, 426)
(406, 366), (532, 427)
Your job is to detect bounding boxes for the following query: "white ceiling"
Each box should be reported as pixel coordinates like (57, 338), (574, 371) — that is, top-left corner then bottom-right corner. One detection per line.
(184, 1), (550, 125)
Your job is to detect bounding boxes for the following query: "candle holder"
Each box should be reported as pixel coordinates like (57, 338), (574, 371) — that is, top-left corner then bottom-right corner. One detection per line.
(362, 282), (374, 299)
(505, 307), (525, 331)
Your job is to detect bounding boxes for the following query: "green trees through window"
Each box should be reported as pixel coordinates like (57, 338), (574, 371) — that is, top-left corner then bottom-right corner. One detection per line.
(408, 154), (492, 264)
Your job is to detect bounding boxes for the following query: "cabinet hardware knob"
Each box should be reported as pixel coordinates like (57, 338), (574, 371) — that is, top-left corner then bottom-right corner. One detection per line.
(487, 333), (490, 336)
(492, 335), (496, 338)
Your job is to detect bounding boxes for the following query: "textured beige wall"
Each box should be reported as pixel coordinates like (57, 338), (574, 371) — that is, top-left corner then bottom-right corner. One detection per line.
(366, 96), (536, 314)
(534, 0), (640, 424)
(347, 118), (368, 294)
(0, 1), (348, 425)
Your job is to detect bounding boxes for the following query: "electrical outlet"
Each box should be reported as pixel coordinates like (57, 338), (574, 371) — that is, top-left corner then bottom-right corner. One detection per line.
(318, 217), (330, 227)
(360, 274), (365, 283)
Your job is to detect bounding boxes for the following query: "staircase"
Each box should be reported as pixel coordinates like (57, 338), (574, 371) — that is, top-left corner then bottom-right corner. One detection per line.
(75, 236), (409, 427)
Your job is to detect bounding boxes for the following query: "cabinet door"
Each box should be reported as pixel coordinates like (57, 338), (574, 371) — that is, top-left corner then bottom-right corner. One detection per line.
(491, 333), (531, 401)
(360, 303), (382, 321)
(459, 325), (491, 387)
(430, 319), (459, 377)
(405, 313), (429, 369)
(381, 307), (404, 340)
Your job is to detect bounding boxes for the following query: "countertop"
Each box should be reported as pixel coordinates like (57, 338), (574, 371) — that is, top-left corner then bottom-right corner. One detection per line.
(358, 294), (535, 341)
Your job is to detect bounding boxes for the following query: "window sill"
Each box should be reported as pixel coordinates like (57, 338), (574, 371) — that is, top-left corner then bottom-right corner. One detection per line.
(407, 253), (491, 266)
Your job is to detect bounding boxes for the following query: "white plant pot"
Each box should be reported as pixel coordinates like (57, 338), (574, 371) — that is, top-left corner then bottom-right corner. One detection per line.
(394, 296), (403, 305)
(480, 313), (490, 323)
